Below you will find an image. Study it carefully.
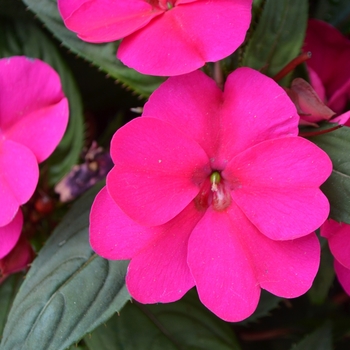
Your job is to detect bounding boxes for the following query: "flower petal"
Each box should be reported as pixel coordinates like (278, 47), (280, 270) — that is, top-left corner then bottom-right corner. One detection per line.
(304, 19), (350, 113)
(89, 187), (156, 260)
(58, 0), (160, 43)
(224, 137), (331, 240)
(187, 206), (260, 322)
(0, 56), (68, 162)
(108, 117), (210, 226)
(118, 0), (252, 75)
(334, 259), (350, 296)
(0, 140), (38, 226)
(0, 210), (23, 259)
(321, 220), (350, 269)
(218, 68), (299, 165)
(126, 201), (201, 303)
(143, 70), (223, 160)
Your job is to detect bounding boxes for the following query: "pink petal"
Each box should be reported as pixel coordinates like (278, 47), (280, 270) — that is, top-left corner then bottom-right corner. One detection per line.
(0, 56), (69, 162)
(321, 220), (350, 269)
(308, 67), (326, 102)
(89, 187), (156, 260)
(224, 137), (331, 240)
(0, 235), (34, 281)
(126, 201), (202, 303)
(108, 117), (210, 226)
(118, 0), (252, 75)
(142, 70), (223, 160)
(334, 259), (350, 296)
(0, 140), (38, 226)
(0, 210), (23, 259)
(187, 206), (260, 322)
(304, 19), (350, 113)
(58, 0), (161, 43)
(218, 68), (299, 167)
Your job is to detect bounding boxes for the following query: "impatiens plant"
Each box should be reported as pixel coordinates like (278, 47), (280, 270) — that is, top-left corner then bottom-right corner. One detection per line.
(0, 56), (68, 262)
(90, 68), (332, 321)
(57, 0), (253, 76)
(3, 1), (350, 349)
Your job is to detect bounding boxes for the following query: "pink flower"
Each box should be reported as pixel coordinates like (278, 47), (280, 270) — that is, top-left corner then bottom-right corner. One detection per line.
(302, 19), (350, 124)
(0, 235), (35, 284)
(90, 68), (332, 321)
(321, 220), (350, 295)
(0, 56), (69, 259)
(58, 0), (253, 76)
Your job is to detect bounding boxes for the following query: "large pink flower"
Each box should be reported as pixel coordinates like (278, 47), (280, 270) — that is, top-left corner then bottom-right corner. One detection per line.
(321, 220), (350, 296)
(0, 56), (69, 258)
(90, 68), (332, 321)
(304, 19), (350, 116)
(58, 0), (253, 76)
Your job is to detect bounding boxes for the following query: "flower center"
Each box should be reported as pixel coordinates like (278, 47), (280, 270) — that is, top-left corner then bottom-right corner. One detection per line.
(148, 0), (174, 10)
(195, 171), (232, 212)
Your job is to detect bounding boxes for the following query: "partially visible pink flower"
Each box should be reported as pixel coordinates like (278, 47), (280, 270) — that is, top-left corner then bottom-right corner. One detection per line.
(90, 68), (332, 321)
(0, 56), (69, 258)
(58, 0), (253, 76)
(0, 235), (35, 284)
(321, 220), (350, 295)
(303, 19), (350, 124)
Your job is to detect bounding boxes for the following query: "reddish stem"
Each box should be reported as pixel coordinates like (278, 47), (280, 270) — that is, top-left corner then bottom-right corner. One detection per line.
(299, 124), (342, 138)
(273, 52), (312, 82)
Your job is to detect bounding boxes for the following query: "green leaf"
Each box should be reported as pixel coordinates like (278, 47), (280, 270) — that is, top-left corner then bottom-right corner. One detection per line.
(22, 0), (163, 98)
(0, 11), (84, 185)
(0, 274), (24, 337)
(0, 184), (130, 350)
(242, 0), (308, 83)
(311, 0), (350, 30)
(308, 241), (335, 304)
(85, 290), (241, 350)
(290, 322), (332, 350)
(310, 126), (350, 224)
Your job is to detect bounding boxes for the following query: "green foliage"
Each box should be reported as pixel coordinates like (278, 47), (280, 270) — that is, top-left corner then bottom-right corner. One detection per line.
(0, 185), (130, 350)
(0, 3), (84, 185)
(242, 0), (308, 84)
(84, 290), (241, 350)
(22, 0), (163, 98)
(290, 322), (332, 350)
(310, 126), (350, 224)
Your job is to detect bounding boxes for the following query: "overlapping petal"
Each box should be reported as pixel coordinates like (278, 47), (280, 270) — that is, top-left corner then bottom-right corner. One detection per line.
(0, 140), (38, 226)
(0, 56), (68, 162)
(108, 117), (210, 226)
(118, 0), (252, 75)
(0, 210), (23, 259)
(225, 137), (332, 240)
(58, 0), (159, 43)
(126, 201), (202, 303)
(90, 187), (156, 259)
(334, 259), (350, 296)
(304, 19), (350, 113)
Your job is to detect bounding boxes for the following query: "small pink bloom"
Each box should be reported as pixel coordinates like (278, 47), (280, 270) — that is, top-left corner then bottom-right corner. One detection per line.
(303, 19), (350, 124)
(58, 0), (253, 76)
(0, 56), (69, 257)
(0, 235), (35, 284)
(321, 220), (350, 296)
(90, 68), (332, 321)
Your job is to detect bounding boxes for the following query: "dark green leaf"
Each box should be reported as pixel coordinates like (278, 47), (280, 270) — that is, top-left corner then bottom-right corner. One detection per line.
(290, 322), (332, 350)
(311, 0), (350, 31)
(85, 290), (241, 350)
(242, 0), (308, 84)
(22, 0), (163, 98)
(0, 274), (24, 337)
(310, 126), (350, 224)
(0, 185), (130, 350)
(0, 12), (84, 185)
